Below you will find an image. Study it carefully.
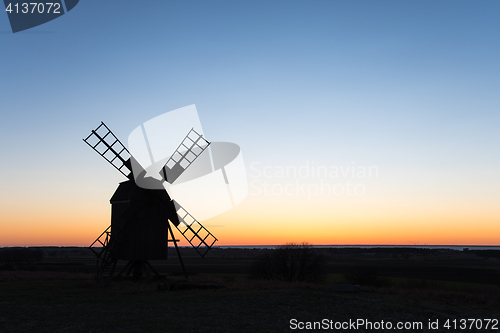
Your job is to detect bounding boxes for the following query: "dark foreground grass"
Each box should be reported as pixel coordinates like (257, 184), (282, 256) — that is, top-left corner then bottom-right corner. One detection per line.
(1, 272), (499, 333)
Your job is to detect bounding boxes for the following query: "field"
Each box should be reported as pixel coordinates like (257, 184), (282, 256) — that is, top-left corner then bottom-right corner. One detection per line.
(0, 247), (499, 332)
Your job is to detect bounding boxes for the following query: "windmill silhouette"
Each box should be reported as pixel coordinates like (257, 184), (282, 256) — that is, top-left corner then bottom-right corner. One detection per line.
(84, 122), (217, 279)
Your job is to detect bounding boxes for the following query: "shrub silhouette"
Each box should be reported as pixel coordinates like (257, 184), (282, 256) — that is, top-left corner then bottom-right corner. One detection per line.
(248, 243), (327, 283)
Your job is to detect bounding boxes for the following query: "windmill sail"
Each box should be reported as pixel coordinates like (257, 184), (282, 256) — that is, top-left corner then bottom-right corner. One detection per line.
(161, 128), (210, 184)
(174, 201), (217, 257)
(83, 122), (132, 178)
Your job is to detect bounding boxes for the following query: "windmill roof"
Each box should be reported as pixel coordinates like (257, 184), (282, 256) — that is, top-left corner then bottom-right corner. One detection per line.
(110, 181), (140, 203)
(110, 180), (171, 203)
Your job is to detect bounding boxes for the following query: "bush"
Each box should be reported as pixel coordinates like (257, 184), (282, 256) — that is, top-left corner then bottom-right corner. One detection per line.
(248, 243), (327, 283)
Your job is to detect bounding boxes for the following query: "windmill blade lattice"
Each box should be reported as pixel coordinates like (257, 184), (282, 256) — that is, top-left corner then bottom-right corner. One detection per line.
(161, 128), (210, 183)
(83, 122), (131, 178)
(174, 202), (217, 257)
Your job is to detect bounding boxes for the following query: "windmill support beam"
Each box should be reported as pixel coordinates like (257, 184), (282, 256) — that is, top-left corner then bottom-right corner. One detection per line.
(116, 260), (134, 278)
(116, 260), (162, 279)
(168, 221), (188, 279)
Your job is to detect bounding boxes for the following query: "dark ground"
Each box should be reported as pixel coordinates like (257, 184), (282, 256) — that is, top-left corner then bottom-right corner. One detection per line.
(0, 247), (499, 332)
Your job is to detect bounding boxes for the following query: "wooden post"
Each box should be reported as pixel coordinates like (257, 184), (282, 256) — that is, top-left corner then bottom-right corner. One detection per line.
(167, 221), (188, 279)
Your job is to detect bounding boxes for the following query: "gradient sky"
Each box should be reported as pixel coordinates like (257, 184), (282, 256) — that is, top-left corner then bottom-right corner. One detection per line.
(1, 0), (499, 246)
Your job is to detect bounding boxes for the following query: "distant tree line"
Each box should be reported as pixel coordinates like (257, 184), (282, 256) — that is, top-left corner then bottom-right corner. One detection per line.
(322, 247), (442, 255)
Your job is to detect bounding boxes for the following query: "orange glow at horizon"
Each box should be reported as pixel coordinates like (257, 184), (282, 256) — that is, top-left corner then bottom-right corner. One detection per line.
(1, 188), (499, 247)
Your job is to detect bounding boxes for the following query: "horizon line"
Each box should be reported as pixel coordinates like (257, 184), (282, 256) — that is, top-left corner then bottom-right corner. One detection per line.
(2, 244), (500, 248)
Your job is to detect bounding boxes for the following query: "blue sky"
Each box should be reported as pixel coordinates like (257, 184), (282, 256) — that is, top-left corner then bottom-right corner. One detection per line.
(1, 1), (499, 246)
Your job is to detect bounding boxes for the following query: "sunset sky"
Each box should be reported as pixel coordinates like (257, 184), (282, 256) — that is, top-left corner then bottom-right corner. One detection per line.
(1, 1), (499, 247)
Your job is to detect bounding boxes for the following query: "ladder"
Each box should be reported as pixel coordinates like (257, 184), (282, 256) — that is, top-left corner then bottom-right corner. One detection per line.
(89, 226), (117, 278)
(89, 223), (128, 278)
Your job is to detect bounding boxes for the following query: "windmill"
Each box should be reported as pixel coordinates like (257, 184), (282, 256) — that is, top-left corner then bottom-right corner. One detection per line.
(84, 122), (217, 279)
